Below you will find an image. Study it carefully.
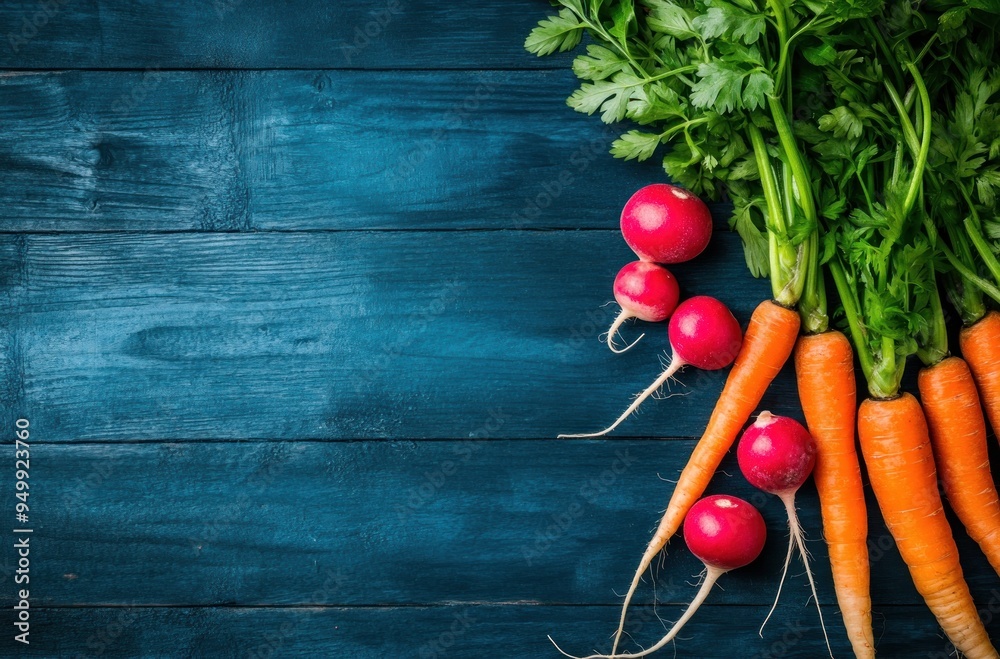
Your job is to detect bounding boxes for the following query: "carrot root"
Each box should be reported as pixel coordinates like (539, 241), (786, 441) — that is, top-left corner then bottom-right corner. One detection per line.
(859, 393), (998, 659)
(919, 356), (1000, 577)
(795, 331), (873, 658)
(960, 311), (1000, 437)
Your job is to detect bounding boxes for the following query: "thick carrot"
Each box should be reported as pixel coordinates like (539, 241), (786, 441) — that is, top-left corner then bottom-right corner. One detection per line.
(858, 393), (998, 659)
(960, 311), (1000, 438)
(795, 331), (873, 659)
(610, 299), (800, 654)
(919, 356), (1000, 577)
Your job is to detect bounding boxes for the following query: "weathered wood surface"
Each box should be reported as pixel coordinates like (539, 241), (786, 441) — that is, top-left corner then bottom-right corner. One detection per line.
(0, 70), (688, 232)
(0, 0), (568, 70)
(1, 230), (792, 441)
(14, 604), (965, 658)
(2, 2), (998, 657)
(4, 441), (1000, 611)
(0, 71), (696, 231)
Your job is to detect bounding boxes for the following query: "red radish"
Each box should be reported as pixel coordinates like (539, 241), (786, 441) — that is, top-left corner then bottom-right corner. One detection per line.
(606, 261), (680, 353)
(621, 183), (713, 264)
(550, 495), (766, 659)
(561, 296), (742, 438)
(737, 412), (831, 657)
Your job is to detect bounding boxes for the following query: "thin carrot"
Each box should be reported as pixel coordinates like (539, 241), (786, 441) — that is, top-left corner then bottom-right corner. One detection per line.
(794, 331), (873, 659)
(858, 393), (998, 659)
(960, 311), (1000, 438)
(609, 299), (799, 654)
(919, 356), (1000, 577)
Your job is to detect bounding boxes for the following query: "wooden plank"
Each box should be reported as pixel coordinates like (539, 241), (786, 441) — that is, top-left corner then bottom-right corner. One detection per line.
(0, 69), (699, 232)
(5, 230), (786, 441)
(14, 603), (961, 658)
(6, 440), (1000, 612)
(0, 1), (566, 70)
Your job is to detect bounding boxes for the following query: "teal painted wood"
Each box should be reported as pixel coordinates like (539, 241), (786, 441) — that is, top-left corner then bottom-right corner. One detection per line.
(13, 604), (967, 658)
(0, 231), (792, 441)
(6, 440), (1000, 615)
(7, 439), (1000, 656)
(0, 69), (705, 232)
(0, 1), (567, 70)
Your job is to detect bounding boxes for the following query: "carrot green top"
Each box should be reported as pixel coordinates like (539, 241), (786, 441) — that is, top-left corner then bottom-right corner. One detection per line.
(525, 0), (887, 333)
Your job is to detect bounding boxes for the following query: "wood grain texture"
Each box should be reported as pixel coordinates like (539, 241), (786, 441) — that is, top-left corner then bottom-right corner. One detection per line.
(3, 230), (796, 441)
(0, 69), (702, 232)
(6, 440), (1000, 615)
(0, 0), (567, 70)
(14, 604), (964, 658)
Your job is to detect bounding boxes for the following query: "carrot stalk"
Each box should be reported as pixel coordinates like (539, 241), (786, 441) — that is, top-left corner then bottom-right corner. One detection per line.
(609, 299), (800, 654)
(960, 311), (1000, 438)
(858, 393), (998, 659)
(918, 356), (1000, 577)
(794, 331), (873, 658)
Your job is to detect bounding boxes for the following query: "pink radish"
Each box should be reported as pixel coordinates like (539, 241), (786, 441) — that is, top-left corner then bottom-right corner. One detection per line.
(549, 495), (766, 659)
(737, 412), (831, 657)
(561, 296), (742, 438)
(621, 183), (713, 264)
(606, 261), (680, 353)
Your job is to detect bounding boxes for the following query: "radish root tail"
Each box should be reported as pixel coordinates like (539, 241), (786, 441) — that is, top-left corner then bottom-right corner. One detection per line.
(558, 355), (687, 439)
(550, 567), (724, 659)
(783, 493), (833, 658)
(761, 494), (832, 656)
(759, 509), (795, 636)
(607, 309), (644, 354)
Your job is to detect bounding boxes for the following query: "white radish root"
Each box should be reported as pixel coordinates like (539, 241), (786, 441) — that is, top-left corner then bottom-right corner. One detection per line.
(550, 567), (724, 659)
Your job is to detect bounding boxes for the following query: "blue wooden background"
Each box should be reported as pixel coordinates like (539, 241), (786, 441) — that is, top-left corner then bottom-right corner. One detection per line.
(0, 2), (997, 657)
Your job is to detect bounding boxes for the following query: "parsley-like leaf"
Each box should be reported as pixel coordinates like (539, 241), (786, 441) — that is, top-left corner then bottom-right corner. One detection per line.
(524, 8), (584, 56)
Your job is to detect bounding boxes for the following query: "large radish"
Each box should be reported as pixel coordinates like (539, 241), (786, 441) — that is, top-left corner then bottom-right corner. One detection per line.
(737, 412), (831, 656)
(550, 495), (766, 658)
(621, 183), (713, 264)
(606, 261), (680, 353)
(561, 296), (742, 438)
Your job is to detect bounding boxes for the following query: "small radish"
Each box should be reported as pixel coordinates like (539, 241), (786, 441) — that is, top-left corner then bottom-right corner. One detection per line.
(737, 412), (831, 657)
(606, 261), (680, 353)
(561, 296), (742, 438)
(549, 495), (766, 659)
(621, 183), (713, 264)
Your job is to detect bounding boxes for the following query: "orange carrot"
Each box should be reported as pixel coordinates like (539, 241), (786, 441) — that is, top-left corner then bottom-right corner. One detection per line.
(795, 331), (873, 659)
(919, 356), (1000, 577)
(610, 299), (799, 654)
(858, 393), (998, 659)
(960, 311), (1000, 438)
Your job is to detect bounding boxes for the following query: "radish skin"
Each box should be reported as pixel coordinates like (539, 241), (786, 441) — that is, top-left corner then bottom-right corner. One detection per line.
(550, 495), (766, 659)
(607, 261), (680, 354)
(737, 411), (831, 657)
(621, 184), (714, 264)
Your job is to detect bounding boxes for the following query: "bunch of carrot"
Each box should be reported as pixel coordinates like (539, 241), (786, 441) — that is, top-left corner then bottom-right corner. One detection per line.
(528, 0), (1000, 656)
